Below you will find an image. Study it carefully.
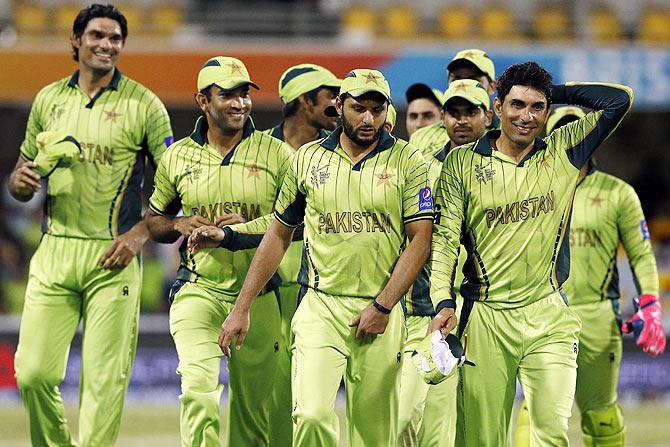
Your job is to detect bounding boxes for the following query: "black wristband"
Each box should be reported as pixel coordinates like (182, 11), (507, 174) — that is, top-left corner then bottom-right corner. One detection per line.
(217, 227), (233, 248)
(372, 300), (392, 315)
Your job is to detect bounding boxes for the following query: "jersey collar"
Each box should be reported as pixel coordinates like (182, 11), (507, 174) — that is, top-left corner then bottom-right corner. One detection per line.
(190, 115), (255, 147)
(476, 129), (548, 166)
(67, 68), (122, 90)
(271, 121), (331, 144)
(434, 142), (452, 163)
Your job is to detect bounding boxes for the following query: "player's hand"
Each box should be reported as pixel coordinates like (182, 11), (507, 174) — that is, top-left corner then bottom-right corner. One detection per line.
(173, 215), (214, 238)
(428, 307), (457, 337)
(99, 226), (148, 270)
(188, 225), (226, 254)
(218, 308), (250, 358)
(216, 213), (246, 227)
(11, 161), (41, 196)
(349, 302), (390, 339)
(622, 294), (666, 356)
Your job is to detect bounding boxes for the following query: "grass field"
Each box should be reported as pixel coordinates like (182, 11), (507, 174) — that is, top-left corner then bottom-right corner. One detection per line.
(1, 401), (669, 446)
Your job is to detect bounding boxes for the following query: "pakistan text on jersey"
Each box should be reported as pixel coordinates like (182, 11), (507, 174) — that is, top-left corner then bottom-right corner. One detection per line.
(79, 143), (113, 165)
(191, 202), (262, 222)
(570, 228), (602, 247)
(484, 190), (555, 228)
(318, 211), (392, 234)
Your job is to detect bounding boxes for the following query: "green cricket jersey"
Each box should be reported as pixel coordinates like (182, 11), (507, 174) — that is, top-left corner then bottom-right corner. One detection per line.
(262, 123), (329, 286)
(272, 127), (433, 299)
(431, 83), (634, 312)
(409, 122), (450, 159)
(20, 69), (173, 239)
(563, 169), (658, 306)
(149, 116), (294, 297)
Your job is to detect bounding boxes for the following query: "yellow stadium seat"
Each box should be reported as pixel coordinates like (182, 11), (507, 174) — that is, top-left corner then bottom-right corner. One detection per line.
(151, 5), (184, 35)
(341, 5), (376, 34)
(54, 5), (82, 35)
(117, 5), (141, 34)
(438, 6), (473, 40)
(589, 7), (622, 43)
(534, 7), (571, 41)
(384, 6), (418, 38)
(14, 3), (47, 35)
(480, 7), (522, 41)
(639, 9), (670, 45)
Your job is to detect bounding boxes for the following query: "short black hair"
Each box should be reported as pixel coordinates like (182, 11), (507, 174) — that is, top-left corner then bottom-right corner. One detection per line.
(496, 61), (553, 105)
(282, 86), (338, 118)
(72, 4), (128, 62)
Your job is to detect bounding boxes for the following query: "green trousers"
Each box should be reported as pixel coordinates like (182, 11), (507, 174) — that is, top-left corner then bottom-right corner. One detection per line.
(398, 316), (457, 447)
(456, 294), (581, 447)
(169, 282), (281, 446)
(291, 288), (405, 446)
(268, 281), (301, 446)
(14, 234), (141, 447)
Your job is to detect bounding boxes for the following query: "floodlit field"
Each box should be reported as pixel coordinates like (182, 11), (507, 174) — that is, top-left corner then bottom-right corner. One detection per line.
(1, 401), (669, 446)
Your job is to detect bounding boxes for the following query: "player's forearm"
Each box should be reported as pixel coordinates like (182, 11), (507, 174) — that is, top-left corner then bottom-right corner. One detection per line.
(554, 83), (633, 135)
(234, 220), (294, 312)
(629, 252), (660, 297)
(8, 171), (35, 202)
(123, 220), (151, 246)
(145, 214), (181, 243)
(376, 221), (432, 309)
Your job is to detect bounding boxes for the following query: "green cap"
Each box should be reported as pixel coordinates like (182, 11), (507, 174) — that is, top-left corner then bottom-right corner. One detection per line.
(448, 49), (495, 81)
(278, 63), (341, 104)
(385, 104), (397, 130)
(442, 79), (491, 111)
(339, 69), (391, 102)
(197, 56), (260, 92)
(546, 106), (586, 134)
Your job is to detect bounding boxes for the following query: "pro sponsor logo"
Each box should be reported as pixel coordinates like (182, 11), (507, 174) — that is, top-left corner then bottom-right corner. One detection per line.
(640, 220), (650, 240)
(419, 187), (433, 211)
(164, 136), (174, 147)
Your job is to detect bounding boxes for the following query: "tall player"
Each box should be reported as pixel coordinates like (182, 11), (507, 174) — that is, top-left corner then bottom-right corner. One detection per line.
(145, 56), (292, 446)
(398, 79), (492, 447)
(195, 69), (433, 446)
(9, 4), (172, 445)
(266, 63), (340, 446)
(411, 48), (497, 157)
(430, 62), (633, 446)
(514, 107), (665, 447)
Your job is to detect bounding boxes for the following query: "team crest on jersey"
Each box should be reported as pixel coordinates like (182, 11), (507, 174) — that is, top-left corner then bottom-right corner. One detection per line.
(310, 164), (330, 188)
(375, 168), (394, 186)
(640, 220), (650, 240)
(247, 163), (261, 178)
(474, 163), (496, 183)
(418, 187), (433, 211)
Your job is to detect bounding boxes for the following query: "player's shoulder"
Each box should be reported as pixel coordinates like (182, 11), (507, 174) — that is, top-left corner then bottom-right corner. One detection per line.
(33, 76), (72, 103)
(159, 134), (199, 164)
(117, 75), (165, 105)
(593, 170), (636, 195)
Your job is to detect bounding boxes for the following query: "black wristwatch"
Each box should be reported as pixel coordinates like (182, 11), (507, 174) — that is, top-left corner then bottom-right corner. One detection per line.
(372, 300), (392, 315)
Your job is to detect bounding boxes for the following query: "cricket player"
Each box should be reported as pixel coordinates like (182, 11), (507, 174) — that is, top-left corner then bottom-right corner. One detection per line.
(514, 107), (665, 447)
(145, 56), (292, 446)
(430, 61), (633, 446)
(266, 63), (341, 446)
(192, 69), (433, 446)
(398, 80), (492, 447)
(405, 83), (444, 137)
(411, 48), (498, 157)
(9, 4), (172, 445)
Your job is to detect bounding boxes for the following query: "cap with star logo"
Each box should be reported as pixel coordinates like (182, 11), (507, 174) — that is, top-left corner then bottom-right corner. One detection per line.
(385, 103), (397, 130)
(442, 79), (491, 111)
(197, 56), (260, 92)
(279, 63), (342, 104)
(447, 49), (495, 81)
(339, 69), (392, 102)
(545, 106), (586, 134)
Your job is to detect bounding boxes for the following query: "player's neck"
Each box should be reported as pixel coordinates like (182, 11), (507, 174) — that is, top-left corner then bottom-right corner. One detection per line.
(207, 124), (243, 158)
(283, 115), (320, 150)
(339, 131), (378, 165)
(492, 132), (534, 163)
(77, 66), (116, 99)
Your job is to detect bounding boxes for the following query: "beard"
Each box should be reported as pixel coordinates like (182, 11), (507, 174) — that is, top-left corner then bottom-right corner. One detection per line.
(342, 115), (383, 147)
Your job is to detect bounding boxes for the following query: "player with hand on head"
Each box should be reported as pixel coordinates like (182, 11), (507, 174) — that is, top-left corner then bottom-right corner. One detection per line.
(145, 56), (293, 446)
(207, 68), (432, 446)
(398, 79), (492, 447)
(514, 106), (664, 447)
(9, 4), (172, 446)
(430, 61), (633, 446)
